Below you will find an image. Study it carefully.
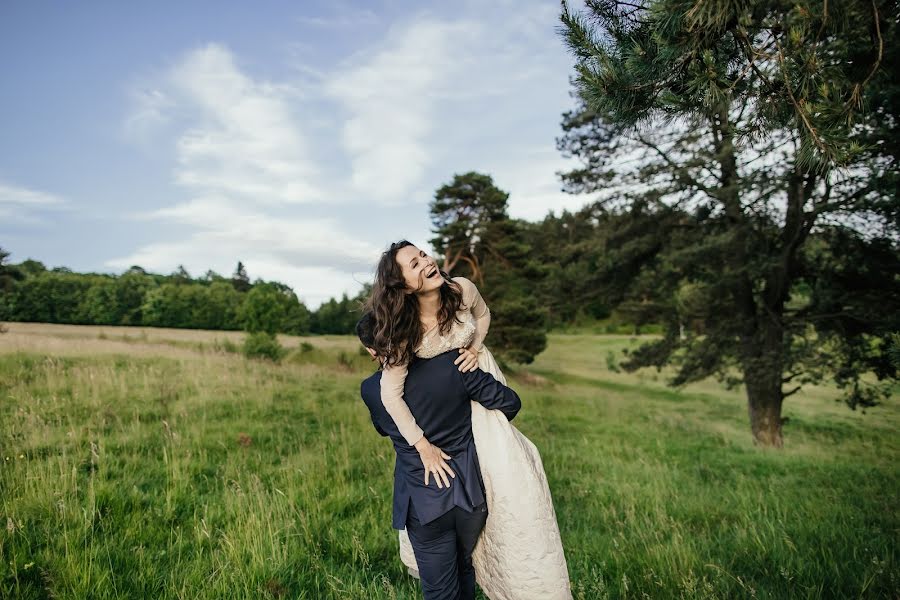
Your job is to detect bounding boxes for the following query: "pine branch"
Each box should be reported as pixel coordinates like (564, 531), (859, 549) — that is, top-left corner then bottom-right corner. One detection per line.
(847, 0), (884, 110)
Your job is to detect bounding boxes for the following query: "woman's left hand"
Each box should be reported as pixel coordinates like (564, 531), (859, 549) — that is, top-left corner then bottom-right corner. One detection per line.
(454, 347), (479, 373)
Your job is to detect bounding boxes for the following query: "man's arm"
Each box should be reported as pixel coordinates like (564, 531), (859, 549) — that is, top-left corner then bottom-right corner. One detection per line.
(460, 369), (521, 421)
(370, 414), (389, 437)
(360, 380), (391, 437)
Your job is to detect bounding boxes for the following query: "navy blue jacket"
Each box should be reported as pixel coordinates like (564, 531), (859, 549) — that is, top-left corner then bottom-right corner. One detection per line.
(360, 350), (521, 528)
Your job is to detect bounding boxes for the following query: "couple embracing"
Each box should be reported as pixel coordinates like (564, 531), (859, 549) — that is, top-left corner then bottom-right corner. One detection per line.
(356, 240), (572, 600)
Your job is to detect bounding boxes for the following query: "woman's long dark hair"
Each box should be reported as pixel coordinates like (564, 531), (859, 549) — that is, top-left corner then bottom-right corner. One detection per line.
(366, 240), (464, 367)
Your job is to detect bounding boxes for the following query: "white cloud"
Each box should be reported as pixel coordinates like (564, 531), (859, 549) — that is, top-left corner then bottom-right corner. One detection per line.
(108, 197), (380, 307)
(323, 5), (580, 212)
(124, 43), (322, 206)
(112, 3), (588, 305)
(115, 44), (371, 306)
(0, 181), (68, 224)
(169, 44), (322, 205)
(123, 87), (173, 144)
(326, 19), (474, 203)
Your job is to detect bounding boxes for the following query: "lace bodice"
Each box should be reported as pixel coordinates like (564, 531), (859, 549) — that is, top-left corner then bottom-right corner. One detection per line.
(414, 312), (477, 359)
(379, 276), (491, 445)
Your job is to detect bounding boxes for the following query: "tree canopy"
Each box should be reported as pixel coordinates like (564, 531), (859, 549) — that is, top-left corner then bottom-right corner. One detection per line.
(558, 0), (899, 446)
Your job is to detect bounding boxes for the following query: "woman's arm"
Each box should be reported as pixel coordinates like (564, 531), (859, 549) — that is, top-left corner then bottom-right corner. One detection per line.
(452, 277), (491, 372)
(379, 363), (423, 445)
(454, 276), (490, 350)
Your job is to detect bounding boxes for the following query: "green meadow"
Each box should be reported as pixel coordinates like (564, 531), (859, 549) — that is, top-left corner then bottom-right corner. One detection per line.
(0, 323), (897, 599)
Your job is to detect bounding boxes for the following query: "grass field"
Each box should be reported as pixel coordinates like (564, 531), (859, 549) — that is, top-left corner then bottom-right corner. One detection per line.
(1, 323), (897, 599)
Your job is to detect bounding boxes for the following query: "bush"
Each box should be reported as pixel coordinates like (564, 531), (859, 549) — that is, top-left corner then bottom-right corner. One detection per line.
(242, 332), (285, 362)
(214, 338), (239, 354)
(605, 350), (621, 373)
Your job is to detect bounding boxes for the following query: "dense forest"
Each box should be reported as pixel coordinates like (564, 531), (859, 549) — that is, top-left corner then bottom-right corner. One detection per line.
(0, 255), (366, 337)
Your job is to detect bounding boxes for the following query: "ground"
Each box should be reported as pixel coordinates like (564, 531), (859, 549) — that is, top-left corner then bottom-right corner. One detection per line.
(0, 323), (897, 599)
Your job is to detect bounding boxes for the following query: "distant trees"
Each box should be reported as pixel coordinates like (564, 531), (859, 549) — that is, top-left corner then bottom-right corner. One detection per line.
(0, 259), (329, 335)
(309, 289), (366, 335)
(141, 281), (244, 330)
(559, 0), (899, 446)
(231, 261), (251, 292)
(239, 283), (311, 335)
(0, 248), (23, 332)
(0, 248), (23, 292)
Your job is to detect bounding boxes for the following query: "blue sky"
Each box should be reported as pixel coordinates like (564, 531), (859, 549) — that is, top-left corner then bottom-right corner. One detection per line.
(1, 0), (587, 307)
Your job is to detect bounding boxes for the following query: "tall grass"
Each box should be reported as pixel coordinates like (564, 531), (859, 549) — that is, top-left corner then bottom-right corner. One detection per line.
(0, 324), (897, 599)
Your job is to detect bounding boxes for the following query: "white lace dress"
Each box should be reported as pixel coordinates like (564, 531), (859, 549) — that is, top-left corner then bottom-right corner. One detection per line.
(395, 310), (572, 600)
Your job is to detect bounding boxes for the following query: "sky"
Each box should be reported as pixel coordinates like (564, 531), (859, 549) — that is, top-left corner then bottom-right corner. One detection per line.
(0, 0), (588, 307)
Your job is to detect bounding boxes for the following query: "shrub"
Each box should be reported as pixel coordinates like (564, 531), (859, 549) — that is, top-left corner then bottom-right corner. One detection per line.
(214, 338), (239, 354)
(605, 350), (621, 373)
(242, 332), (285, 362)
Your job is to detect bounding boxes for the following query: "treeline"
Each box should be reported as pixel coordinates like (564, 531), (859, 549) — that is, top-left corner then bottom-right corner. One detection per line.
(0, 257), (365, 336)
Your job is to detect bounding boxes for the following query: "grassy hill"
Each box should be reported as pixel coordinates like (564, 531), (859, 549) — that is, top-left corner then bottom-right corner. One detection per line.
(1, 323), (897, 599)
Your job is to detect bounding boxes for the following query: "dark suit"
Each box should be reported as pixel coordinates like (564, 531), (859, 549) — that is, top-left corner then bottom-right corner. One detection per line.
(360, 350), (521, 600)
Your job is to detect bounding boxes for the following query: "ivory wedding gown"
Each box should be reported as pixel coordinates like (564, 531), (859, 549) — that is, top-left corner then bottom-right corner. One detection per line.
(396, 312), (572, 600)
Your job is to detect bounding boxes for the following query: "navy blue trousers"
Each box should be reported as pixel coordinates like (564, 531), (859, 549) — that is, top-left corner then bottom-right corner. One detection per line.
(405, 502), (488, 600)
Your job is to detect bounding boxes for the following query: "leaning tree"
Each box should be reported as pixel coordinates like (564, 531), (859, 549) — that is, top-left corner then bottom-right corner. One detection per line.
(558, 0), (899, 446)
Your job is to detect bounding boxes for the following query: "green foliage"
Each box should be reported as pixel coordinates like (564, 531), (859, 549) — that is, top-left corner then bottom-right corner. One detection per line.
(141, 283), (242, 330)
(2, 269), (93, 323)
(213, 337), (240, 354)
(558, 0), (899, 444)
(429, 173), (548, 364)
(231, 261), (251, 292)
(241, 331), (285, 362)
(429, 171), (509, 275)
(239, 285), (288, 335)
(308, 288), (367, 335)
(0, 247), (23, 293)
(239, 282), (311, 336)
(0, 258), (315, 335)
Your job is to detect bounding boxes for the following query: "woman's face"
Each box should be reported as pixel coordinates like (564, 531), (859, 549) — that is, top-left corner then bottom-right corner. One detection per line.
(395, 245), (443, 294)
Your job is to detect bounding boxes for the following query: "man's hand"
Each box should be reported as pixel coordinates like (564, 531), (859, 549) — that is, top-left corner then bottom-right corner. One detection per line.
(413, 437), (456, 488)
(454, 347), (479, 373)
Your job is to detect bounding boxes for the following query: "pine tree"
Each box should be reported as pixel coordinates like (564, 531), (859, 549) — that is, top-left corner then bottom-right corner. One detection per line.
(430, 172), (511, 280)
(231, 261), (251, 292)
(429, 173), (548, 364)
(559, 0), (899, 446)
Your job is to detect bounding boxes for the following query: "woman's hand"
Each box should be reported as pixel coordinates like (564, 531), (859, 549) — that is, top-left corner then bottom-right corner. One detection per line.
(413, 437), (456, 488)
(454, 347), (479, 373)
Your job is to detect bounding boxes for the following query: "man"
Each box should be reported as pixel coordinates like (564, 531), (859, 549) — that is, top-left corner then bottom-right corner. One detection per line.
(356, 312), (522, 600)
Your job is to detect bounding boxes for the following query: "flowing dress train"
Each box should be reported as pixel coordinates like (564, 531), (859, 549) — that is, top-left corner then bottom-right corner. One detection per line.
(398, 342), (572, 600)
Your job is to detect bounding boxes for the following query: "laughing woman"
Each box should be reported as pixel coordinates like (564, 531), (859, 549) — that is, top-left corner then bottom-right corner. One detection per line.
(367, 240), (571, 600)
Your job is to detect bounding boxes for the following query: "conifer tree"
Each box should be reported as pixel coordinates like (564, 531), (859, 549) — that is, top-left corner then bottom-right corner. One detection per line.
(559, 0), (899, 446)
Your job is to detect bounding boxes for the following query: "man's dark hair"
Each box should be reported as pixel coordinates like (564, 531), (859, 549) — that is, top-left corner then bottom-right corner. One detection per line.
(356, 312), (376, 348)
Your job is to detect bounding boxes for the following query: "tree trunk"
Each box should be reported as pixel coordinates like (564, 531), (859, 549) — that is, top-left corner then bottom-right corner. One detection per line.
(742, 319), (786, 448)
(745, 375), (784, 447)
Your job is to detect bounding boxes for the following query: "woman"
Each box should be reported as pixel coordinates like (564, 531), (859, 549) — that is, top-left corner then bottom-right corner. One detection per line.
(367, 240), (571, 600)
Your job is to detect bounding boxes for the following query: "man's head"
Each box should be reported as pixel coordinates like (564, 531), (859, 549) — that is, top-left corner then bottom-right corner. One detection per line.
(356, 312), (379, 360)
